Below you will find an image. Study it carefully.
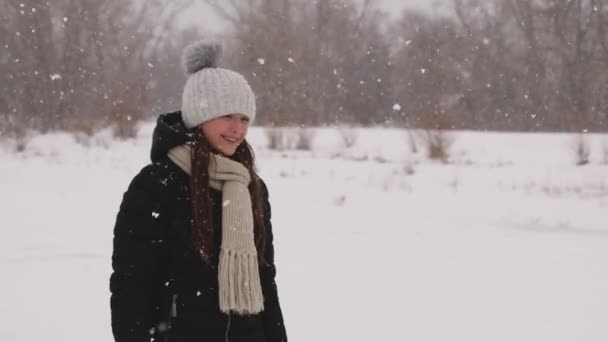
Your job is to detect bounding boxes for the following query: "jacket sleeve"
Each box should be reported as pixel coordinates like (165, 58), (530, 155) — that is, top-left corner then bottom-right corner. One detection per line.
(110, 165), (170, 342)
(259, 180), (288, 342)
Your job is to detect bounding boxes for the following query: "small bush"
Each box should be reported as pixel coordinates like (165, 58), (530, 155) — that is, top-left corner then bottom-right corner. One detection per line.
(338, 127), (358, 149)
(265, 127), (286, 150)
(414, 111), (453, 163)
(402, 161), (416, 175)
(406, 130), (418, 154)
(574, 134), (590, 166)
(104, 83), (146, 140)
(295, 127), (315, 151)
(419, 129), (452, 163)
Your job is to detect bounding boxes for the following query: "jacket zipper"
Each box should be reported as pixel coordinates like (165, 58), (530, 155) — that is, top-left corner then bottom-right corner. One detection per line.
(165, 294), (178, 342)
(225, 313), (231, 342)
(170, 294), (178, 318)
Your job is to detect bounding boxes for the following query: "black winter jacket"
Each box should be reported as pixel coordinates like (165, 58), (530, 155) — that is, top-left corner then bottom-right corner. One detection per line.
(110, 112), (287, 342)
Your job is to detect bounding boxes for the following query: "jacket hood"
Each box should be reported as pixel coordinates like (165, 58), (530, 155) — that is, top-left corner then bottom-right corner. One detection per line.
(150, 111), (193, 163)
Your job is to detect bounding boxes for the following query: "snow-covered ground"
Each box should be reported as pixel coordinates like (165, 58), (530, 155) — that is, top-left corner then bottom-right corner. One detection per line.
(1, 123), (607, 342)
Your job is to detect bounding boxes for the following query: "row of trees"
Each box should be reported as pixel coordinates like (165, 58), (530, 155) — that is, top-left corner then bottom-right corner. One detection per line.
(0, 0), (196, 137)
(214, 0), (608, 131)
(1, 0), (607, 137)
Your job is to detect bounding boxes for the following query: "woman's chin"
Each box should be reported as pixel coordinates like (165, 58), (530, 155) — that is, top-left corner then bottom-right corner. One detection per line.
(218, 148), (236, 156)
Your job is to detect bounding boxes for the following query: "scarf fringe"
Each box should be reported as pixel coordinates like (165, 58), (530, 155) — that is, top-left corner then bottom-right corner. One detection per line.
(219, 248), (264, 314)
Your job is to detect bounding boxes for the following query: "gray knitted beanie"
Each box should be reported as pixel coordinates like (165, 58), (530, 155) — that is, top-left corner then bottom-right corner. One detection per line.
(181, 41), (256, 129)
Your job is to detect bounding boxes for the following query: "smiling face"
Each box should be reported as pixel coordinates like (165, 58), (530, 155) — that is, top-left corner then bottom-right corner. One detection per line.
(200, 113), (250, 156)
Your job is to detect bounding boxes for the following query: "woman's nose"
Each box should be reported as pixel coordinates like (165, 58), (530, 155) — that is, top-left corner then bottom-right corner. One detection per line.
(229, 117), (244, 133)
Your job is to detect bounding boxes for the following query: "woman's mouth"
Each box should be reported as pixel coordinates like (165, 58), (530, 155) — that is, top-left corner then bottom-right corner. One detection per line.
(222, 135), (239, 143)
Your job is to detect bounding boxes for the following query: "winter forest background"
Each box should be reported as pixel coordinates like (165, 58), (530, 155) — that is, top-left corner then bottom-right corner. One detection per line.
(2, 0), (608, 138)
(2, 1), (608, 342)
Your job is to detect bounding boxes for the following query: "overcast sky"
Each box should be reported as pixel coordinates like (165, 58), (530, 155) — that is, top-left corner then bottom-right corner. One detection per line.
(181, 0), (449, 32)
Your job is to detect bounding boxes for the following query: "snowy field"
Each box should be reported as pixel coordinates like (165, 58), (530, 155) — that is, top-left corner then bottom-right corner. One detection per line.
(1, 123), (608, 342)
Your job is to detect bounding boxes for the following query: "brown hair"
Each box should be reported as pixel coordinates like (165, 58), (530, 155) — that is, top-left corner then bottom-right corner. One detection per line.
(189, 129), (266, 265)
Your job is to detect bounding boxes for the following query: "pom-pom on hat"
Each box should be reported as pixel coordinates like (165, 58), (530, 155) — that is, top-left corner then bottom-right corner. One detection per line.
(181, 40), (256, 129)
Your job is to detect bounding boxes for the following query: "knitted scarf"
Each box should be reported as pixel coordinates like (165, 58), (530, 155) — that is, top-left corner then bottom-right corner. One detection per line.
(168, 145), (264, 315)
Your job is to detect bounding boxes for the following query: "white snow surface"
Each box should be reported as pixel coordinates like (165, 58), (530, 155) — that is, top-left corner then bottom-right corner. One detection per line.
(1, 123), (607, 342)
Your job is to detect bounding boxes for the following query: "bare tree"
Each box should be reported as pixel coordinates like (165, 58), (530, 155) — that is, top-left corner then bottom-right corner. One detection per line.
(542, 0), (601, 131)
(3, 0), (607, 135)
(204, 0), (392, 126)
(0, 0), (194, 137)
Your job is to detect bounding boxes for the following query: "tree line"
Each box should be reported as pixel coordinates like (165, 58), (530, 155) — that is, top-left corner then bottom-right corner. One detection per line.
(1, 0), (607, 138)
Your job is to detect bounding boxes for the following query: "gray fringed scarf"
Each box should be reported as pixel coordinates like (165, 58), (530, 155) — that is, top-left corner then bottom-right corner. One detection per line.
(168, 145), (264, 315)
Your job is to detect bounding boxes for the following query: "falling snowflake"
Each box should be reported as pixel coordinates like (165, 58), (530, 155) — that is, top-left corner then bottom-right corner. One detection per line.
(49, 74), (62, 80)
(257, 58), (265, 65)
(152, 212), (160, 219)
(287, 57), (295, 63)
(392, 103), (401, 111)
(420, 68), (426, 74)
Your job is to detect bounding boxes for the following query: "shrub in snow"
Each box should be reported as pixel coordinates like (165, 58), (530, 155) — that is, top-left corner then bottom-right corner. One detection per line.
(104, 84), (146, 140)
(406, 130), (418, 154)
(15, 132), (28, 153)
(265, 127), (284, 150)
(73, 132), (92, 147)
(448, 176), (460, 191)
(334, 194), (346, 206)
(1, 127), (31, 153)
(338, 127), (358, 149)
(574, 134), (590, 166)
(417, 129), (452, 163)
(64, 117), (113, 147)
(265, 127), (313, 151)
(373, 155), (389, 163)
(295, 127), (315, 151)
(411, 111), (453, 162)
(402, 161), (416, 175)
(284, 128), (300, 150)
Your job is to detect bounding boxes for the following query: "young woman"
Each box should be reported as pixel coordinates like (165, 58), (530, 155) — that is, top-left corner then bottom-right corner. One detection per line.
(109, 41), (287, 342)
